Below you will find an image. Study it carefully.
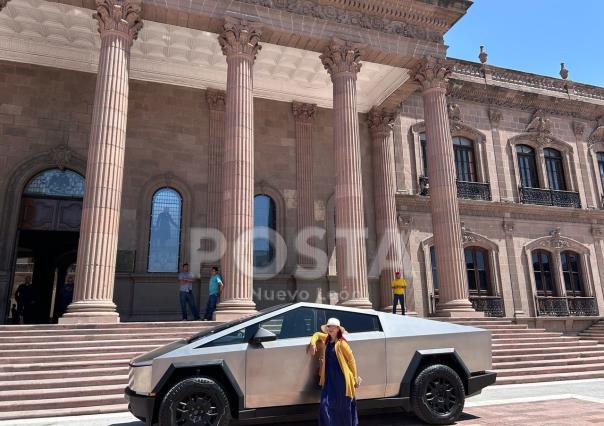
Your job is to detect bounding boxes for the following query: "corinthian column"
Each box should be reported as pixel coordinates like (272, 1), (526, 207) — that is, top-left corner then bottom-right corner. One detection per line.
(61, 0), (143, 324)
(412, 57), (478, 316)
(215, 18), (261, 320)
(320, 40), (371, 308)
(0, 0), (11, 12)
(292, 102), (316, 267)
(368, 107), (403, 311)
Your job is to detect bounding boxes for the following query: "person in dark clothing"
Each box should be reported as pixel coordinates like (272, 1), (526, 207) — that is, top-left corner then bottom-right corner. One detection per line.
(57, 276), (75, 317)
(10, 304), (19, 324)
(15, 277), (35, 324)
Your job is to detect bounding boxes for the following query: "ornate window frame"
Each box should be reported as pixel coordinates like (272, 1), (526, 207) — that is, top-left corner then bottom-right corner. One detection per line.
(410, 121), (489, 193)
(587, 141), (604, 208)
(135, 174), (192, 274)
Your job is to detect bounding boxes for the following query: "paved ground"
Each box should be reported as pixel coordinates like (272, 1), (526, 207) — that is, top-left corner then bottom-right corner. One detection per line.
(5, 379), (604, 426)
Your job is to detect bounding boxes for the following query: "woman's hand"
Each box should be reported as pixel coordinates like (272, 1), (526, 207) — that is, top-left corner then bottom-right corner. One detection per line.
(308, 344), (317, 356)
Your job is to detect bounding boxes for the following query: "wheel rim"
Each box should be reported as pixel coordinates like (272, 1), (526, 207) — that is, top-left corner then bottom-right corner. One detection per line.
(424, 377), (458, 415)
(173, 393), (220, 426)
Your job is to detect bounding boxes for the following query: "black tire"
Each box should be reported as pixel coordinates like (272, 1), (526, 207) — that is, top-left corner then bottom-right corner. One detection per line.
(410, 364), (465, 425)
(158, 376), (232, 426)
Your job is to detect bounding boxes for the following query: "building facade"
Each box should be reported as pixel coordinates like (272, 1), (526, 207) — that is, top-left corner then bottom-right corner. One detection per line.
(0, 0), (603, 328)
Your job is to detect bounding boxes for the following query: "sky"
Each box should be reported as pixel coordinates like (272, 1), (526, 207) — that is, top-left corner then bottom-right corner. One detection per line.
(444, 0), (604, 87)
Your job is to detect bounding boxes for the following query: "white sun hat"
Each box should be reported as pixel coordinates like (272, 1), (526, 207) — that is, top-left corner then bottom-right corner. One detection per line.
(320, 317), (348, 334)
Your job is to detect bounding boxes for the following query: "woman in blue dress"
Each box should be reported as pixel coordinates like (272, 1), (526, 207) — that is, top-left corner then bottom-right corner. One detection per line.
(308, 317), (360, 426)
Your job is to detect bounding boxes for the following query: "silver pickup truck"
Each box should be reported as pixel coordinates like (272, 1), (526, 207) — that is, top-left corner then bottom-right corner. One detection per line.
(125, 302), (495, 425)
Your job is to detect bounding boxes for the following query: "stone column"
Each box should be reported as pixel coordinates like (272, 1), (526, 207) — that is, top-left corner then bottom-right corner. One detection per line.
(215, 19), (261, 320)
(204, 90), (226, 268)
(292, 102), (316, 267)
(367, 107), (403, 311)
(61, 0), (143, 324)
(320, 40), (371, 308)
(412, 57), (478, 316)
(0, 0), (11, 12)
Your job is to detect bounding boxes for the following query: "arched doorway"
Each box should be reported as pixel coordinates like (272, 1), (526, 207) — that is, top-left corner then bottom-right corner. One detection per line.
(7, 168), (84, 324)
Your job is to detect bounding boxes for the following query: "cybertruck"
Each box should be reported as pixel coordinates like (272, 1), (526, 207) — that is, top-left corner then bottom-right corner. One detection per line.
(125, 302), (495, 425)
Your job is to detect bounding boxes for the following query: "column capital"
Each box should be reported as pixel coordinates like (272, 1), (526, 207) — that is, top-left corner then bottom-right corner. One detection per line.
(411, 56), (452, 91)
(218, 17), (262, 62)
(94, 0), (143, 42)
(367, 107), (395, 137)
(292, 102), (316, 123)
(206, 89), (226, 111)
(320, 39), (362, 80)
(0, 0), (11, 12)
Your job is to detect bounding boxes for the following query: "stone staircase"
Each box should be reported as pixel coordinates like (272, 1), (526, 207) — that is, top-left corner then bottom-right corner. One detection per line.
(0, 321), (218, 421)
(439, 317), (604, 385)
(578, 318), (604, 343)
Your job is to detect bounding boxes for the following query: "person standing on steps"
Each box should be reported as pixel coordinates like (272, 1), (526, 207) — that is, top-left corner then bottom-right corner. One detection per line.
(178, 263), (199, 321)
(391, 271), (407, 315)
(203, 266), (223, 321)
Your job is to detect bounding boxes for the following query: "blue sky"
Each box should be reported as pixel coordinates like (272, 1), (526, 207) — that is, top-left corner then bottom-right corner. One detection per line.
(444, 0), (604, 87)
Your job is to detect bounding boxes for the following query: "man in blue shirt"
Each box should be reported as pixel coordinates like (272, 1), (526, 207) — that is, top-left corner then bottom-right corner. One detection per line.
(203, 266), (224, 320)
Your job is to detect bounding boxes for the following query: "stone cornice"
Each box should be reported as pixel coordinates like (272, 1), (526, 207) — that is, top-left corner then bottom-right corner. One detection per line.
(395, 193), (604, 225)
(236, 0), (471, 43)
(218, 18), (262, 62)
(94, 0), (143, 42)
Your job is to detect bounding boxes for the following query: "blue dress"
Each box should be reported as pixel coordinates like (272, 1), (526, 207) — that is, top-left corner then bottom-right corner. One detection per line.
(319, 341), (359, 426)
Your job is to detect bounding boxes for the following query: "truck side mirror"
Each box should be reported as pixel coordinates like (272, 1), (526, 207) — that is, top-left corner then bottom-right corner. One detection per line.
(251, 327), (277, 344)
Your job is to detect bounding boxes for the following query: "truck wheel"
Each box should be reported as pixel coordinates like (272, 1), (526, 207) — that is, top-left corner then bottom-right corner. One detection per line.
(158, 376), (232, 426)
(410, 364), (465, 425)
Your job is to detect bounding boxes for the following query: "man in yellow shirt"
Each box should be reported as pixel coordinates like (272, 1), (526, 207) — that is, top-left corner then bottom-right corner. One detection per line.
(391, 271), (407, 315)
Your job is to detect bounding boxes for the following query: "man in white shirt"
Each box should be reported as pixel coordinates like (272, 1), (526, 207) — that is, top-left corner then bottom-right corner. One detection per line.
(178, 263), (199, 321)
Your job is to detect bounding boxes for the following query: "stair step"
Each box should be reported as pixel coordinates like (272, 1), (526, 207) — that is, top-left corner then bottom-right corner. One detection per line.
(0, 384), (125, 404)
(495, 361), (604, 377)
(0, 359), (131, 372)
(0, 394), (126, 413)
(0, 344), (162, 357)
(494, 355), (604, 369)
(485, 328), (548, 335)
(493, 345), (604, 356)
(493, 340), (598, 350)
(0, 337), (177, 350)
(0, 375), (128, 392)
(0, 402), (128, 421)
(0, 326), (206, 338)
(493, 349), (604, 362)
(0, 366), (128, 381)
(492, 336), (579, 344)
(0, 321), (221, 331)
(0, 331), (195, 343)
(0, 350), (145, 364)
(496, 369), (604, 385)
(492, 332), (563, 339)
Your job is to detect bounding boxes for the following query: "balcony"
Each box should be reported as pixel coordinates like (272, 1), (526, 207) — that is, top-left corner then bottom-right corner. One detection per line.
(469, 295), (505, 317)
(519, 186), (581, 208)
(535, 296), (598, 317)
(418, 176), (492, 201)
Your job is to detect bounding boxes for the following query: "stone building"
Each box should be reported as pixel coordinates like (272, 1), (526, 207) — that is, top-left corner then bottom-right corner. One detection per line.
(0, 0), (603, 329)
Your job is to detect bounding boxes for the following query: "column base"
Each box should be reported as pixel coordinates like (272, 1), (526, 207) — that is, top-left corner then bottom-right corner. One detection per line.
(214, 299), (257, 322)
(340, 298), (373, 310)
(434, 298), (483, 318)
(59, 300), (120, 324)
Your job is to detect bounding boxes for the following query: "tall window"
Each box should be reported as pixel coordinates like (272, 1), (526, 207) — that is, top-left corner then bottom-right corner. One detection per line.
(254, 194), (276, 268)
(561, 251), (584, 297)
(597, 152), (604, 194)
(453, 137), (476, 182)
(532, 250), (555, 296)
(516, 145), (539, 188)
(465, 247), (489, 295)
(430, 246), (438, 292)
(24, 169), (85, 198)
(148, 188), (182, 272)
(420, 132), (428, 177)
(544, 148), (567, 190)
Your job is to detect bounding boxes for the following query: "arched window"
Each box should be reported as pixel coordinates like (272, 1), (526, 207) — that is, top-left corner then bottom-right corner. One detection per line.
(465, 247), (489, 295)
(24, 169), (85, 198)
(147, 188), (182, 273)
(516, 145), (539, 188)
(544, 148), (566, 190)
(561, 251), (584, 297)
(597, 152), (604, 194)
(254, 194), (276, 268)
(420, 132), (428, 177)
(453, 137), (476, 182)
(532, 250), (555, 296)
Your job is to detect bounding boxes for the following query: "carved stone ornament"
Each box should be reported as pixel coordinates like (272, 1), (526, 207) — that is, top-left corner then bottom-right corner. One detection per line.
(461, 222), (475, 243)
(502, 220), (514, 234)
(572, 121), (585, 138)
(397, 215), (413, 229)
(526, 110), (553, 146)
(588, 117), (604, 146)
(94, 0), (143, 41)
(0, 0), (10, 12)
(320, 40), (362, 79)
(292, 102), (316, 123)
(412, 56), (452, 91)
(559, 62), (569, 80)
(218, 18), (262, 62)
(50, 144), (72, 170)
(488, 109), (503, 126)
(478, 45), (488, 64)
(447, 103), (461, 121)
(162, 171), (176, 186)
(367, 107), (395, 136)
(539, 228), (569, 250)
(206, 89), (226, 111)
(236, 0), (443, 43)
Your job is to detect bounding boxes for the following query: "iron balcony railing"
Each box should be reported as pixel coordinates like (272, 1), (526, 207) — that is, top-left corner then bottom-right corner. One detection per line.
(535, 296), (598, 317)
(419, 177), (492, 201)
(469, 295), (505, 317)
(519, 186), (581, 208)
